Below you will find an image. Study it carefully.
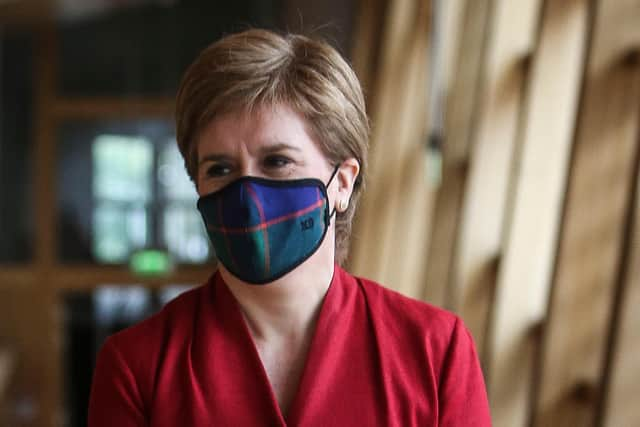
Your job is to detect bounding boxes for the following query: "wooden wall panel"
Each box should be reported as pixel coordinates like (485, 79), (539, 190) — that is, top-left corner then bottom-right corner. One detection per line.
(352, 0), (640, 425)
(451, 0), (542, 355)
(534, 0), (640, 425)
(604, 140), (640, 427)
(487, 0), (589, 425)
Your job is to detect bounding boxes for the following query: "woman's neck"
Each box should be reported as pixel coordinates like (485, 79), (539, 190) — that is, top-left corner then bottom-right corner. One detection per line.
(219, 237), (335, 342)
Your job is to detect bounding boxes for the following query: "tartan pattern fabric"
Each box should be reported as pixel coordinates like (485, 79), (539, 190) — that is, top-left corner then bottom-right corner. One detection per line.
(197, 176), (330, 284)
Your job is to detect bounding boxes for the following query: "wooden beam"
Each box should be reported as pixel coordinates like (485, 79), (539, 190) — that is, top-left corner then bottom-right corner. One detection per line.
(350, 0), (387, 107)
(423, 0), (491, 307)
(383, 0), (435, 298)
(349, 0), (434, 297)
(0, 267), (37, 288)
(451, 0), (542, 358)
(487, 0), (589, 425)
(52, 97), (175, 119)
(52, 265), (212, 290)
(534, 0), (640, 425)
(603, 117), (640, 426)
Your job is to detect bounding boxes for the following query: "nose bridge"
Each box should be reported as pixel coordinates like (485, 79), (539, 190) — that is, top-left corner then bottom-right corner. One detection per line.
(234, 143), (259, 177)
(239, 157), (259, 178)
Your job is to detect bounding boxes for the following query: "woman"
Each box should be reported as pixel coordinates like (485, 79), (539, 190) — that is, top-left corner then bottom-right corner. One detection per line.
(89, 29), (491, 426)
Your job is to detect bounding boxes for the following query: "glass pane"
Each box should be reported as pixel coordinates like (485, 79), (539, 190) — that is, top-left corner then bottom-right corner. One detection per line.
(158, 141), (197, 201)
(57, 119), (211, 265)
(62, 284), (197, 427)
(162, 204), (210, 263)
(93, 204), (128, 263)
(93, 203), (149, 263)
(93, 285), (153, 326)
(157, 141), (211, 264)
(93, 135), (153, 202)
(0, 31), (34, 262)
(91, 135), (152, 264)
(57, 119), (172, 263)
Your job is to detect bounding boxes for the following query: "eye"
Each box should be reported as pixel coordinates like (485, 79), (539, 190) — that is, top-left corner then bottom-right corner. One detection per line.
(206, 162), (232, 178)
(263, 155), (293, 170)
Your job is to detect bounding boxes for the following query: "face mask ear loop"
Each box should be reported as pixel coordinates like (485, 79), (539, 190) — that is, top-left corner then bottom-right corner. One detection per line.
(326, 164), (341, 188)
(325, 164), (341, 226)
(329, 206), (337, 220)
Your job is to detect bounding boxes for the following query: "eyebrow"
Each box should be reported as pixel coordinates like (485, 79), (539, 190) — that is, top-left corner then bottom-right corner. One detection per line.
(198, 153), (232, 166)
(258, 142), (302, 155)
(198, 143), (301, 166)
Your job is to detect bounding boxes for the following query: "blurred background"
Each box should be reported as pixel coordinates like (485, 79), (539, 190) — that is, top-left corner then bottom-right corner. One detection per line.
(0, 0), (638, 426)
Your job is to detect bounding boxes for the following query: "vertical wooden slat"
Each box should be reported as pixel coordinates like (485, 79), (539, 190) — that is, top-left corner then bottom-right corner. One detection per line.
(32, 27), (60, 427)
(34, 31), (56, 268)
(423, 0), (492, 307)
(376, 0), (433, 297)
(451, 0), (542, 354)
(0, 30), (3, 195)
(603, 106), (640, 426)
(349, 0), (434, 297)
(487, 0), (590, 425)
(349, 0), (387, 105)
(438, 0), (466, 96)
(534, 0), (640, 425)
(0, 340), (14, 425)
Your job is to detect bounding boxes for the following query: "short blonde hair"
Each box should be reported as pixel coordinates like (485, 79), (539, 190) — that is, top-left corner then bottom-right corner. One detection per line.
(175, 29), (369, 265)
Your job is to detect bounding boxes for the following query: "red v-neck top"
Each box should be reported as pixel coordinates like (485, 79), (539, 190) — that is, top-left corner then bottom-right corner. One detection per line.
(89, 266), (491, 426)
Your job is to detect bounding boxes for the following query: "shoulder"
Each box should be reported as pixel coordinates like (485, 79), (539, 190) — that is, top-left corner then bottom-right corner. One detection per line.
(89, 279), (215, 422)
(342, 269), (486, 402)
(349, 270), (459, 337)
(96, 280), (210, 387)
(341, 268), (473, 369)
(108, 282), (205, 350)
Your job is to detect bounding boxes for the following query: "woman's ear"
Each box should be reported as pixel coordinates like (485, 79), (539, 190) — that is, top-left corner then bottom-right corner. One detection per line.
(336, 158), (360, 212)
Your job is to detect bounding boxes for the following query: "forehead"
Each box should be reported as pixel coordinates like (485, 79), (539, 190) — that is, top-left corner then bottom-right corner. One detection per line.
(196, 104), (323, 157)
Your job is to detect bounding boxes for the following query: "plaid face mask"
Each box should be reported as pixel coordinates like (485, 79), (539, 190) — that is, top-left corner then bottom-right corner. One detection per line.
(197, 168), (338, 284)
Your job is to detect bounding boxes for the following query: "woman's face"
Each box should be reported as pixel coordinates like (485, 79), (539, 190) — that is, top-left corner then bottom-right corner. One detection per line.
(195, 104), (336, 196)
(195, 103), (359, 282)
